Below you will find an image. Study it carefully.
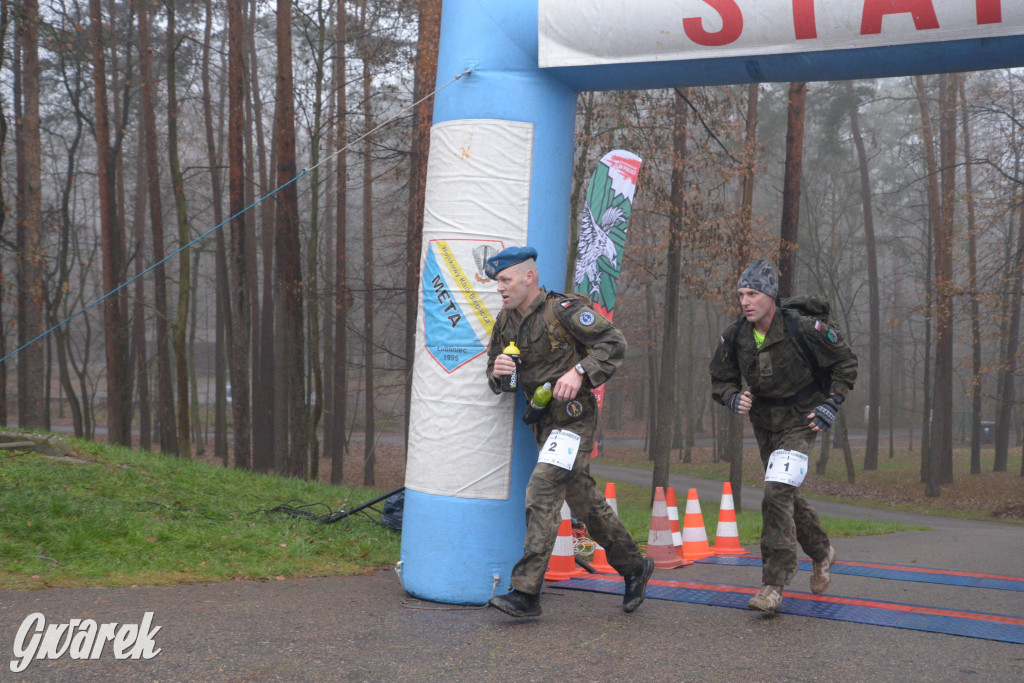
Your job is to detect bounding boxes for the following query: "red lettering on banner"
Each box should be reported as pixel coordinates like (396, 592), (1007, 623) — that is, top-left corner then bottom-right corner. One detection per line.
(977, 0), (1001, 25)
(683, 0), (743, 47)
(861, 0), (940, 35)
(792, 0), (818, 39)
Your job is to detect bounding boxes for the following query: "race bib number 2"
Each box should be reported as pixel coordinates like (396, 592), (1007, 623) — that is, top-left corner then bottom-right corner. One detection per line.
(765, 449), (808, 487)
(538, 429), (582, 470)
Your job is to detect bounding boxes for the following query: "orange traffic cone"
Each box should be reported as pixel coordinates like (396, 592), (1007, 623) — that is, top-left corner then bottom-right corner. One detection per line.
(605, 482), (619, 516)
(713, 482), (750, 556)
(589, 483), (618, 573)
(666, 487), (684, 558)
(646, 487), (688, 568)
(680, 488), (715, 561)
(545, 502), (587, 582)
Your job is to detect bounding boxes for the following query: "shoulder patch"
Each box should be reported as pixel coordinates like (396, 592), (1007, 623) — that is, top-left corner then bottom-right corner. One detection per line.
(720, 335), (726, 345)
(560, 300), (574, 309)
(814, 319), (838, 343)
(578, 310), (596, 326)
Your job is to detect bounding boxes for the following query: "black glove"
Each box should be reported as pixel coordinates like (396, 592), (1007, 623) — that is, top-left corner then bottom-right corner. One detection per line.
(728, 392), (743, 414)
(811, 396), (841, 432)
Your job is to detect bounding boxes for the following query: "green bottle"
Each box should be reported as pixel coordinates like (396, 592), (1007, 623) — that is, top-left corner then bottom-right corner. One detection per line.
(522, 382), (552, 425)
(531, 382), (553, 408)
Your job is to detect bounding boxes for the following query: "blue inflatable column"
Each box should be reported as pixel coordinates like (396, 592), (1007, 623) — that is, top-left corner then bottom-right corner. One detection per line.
(399, 1), (578, 604)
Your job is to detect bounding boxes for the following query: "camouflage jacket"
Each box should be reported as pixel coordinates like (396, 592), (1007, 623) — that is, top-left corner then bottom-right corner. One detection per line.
(709, 309), (857, 431)
(486, 288), (626, 401)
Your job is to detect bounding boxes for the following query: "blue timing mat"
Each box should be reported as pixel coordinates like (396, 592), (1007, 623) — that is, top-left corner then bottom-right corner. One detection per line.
(696, 556), (1024, 592)
(549, 576), (1024, 644)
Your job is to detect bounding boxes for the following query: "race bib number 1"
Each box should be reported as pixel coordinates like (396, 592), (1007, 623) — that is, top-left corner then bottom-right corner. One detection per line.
(764, 449), (808, 487)
(538, 429), (581, 470)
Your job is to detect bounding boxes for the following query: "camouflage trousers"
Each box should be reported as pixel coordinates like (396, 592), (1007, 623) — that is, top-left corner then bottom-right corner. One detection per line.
(510, 412), (644, 595)
(754, 424), (832, 587)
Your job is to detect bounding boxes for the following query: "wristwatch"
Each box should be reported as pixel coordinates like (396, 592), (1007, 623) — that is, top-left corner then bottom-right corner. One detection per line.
(574, 362), (586, 376)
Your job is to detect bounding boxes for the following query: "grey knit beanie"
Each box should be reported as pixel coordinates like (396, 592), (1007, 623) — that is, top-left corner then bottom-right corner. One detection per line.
(737, 259), (779, 299)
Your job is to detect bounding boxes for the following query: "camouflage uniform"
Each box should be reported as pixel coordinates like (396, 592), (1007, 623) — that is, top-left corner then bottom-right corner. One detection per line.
(710, 309), (857, 587)
(487, 288), (644, 595)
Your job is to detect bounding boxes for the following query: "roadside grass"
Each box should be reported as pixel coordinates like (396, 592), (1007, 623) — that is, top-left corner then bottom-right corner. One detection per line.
(598, 478), (927, 549)
(596, 442), (1024, 524)
(0, 436), (955, 590)
(0, 439), (400, 590)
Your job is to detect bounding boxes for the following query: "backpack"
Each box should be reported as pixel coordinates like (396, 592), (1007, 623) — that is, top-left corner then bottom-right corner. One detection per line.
(726, 294), (834, 394)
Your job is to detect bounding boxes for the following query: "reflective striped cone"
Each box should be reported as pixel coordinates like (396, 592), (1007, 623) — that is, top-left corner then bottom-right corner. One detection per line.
(589, 483), (618, 573)
(646, 487), (687, 568)
(666, 487), (684, 558)
(545, 501), (587, 582)
(680, 488), (715, 561)
(713, 482), (750, 556)
(605, 482), (619, 516)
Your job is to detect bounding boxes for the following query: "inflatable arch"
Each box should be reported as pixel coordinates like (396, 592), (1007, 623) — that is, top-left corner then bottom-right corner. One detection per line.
(401, 0), (1024, 605)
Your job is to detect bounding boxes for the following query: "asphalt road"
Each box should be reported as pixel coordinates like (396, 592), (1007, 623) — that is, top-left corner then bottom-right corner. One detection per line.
(2, 465), (1022, 682)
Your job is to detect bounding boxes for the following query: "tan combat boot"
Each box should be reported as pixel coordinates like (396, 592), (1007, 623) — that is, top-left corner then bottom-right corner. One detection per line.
(747, 584), (783, 613)
(810, 544), (837, 594)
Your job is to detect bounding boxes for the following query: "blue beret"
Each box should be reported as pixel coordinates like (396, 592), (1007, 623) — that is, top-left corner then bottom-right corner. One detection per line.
(484, 246), (538, 279)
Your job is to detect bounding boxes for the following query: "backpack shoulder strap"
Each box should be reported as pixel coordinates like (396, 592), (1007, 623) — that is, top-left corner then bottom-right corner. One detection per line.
(725, 315), (745, 358)
(783, 309), (827, 392)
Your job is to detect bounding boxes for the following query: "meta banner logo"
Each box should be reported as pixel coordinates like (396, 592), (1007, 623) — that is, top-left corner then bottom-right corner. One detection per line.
(539, 0), (1024, 67)
(420, 239), (500, 374)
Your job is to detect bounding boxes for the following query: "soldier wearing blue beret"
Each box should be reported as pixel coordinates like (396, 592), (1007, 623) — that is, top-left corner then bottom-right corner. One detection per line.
(484, 245), (653, 618)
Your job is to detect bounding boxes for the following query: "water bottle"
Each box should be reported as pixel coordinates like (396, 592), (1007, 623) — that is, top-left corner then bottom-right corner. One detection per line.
(500, 341), (521, 392)
(522, 382), (552, 425)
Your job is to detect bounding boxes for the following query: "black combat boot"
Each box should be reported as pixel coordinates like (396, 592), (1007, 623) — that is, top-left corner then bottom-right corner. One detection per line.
(621, 557), (655, 613)
(488, 589), (541, 617)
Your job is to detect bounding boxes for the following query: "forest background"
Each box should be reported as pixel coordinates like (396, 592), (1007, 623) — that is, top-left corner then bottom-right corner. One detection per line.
(2, 0), (1023, 506)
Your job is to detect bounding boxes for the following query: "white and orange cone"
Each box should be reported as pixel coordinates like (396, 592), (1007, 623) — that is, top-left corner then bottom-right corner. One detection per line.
(589, 483), (618, 573)
(713, 481), (750, 556)
(680, 488), (715, 561)
(604, 482), (619, 516)
(646, 487), (687, 568)
(545, 501), (587, 582)
(666, 487), (684, 557)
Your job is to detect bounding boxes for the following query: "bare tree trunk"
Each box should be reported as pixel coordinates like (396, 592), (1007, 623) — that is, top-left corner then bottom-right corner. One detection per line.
(166, 0), (192, 459)
(994, 190), (1024, 473)
(913, 75), (941, 497)
(651, 88), (688, 495)
(778, 82), (804, 297)
(89, 0), (131, 445)
(129, 135), (151, 450)
(306, 0), (329, 481)
(934, 73), (958, 484)
(0, 0), (9, 425)
(846, 81), (881, 471)
(226, 0), (252, 469)
(252, 0), (276, 473)
(960, 78), (983, 475)
(16, 0), (44, 429)
(274, 0), (308, 477)
(403, 0), (441, 455)
(360, 0), (376, 486)
(203, 0), (228, 465)
(839, 412), (855, 485)
(644, 283), (657, 457)
(326, 0), (349, 484)
(138, 0), (177, 453)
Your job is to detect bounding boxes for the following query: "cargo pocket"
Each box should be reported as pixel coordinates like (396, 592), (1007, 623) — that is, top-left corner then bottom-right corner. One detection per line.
(548, 392), (595, 427)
